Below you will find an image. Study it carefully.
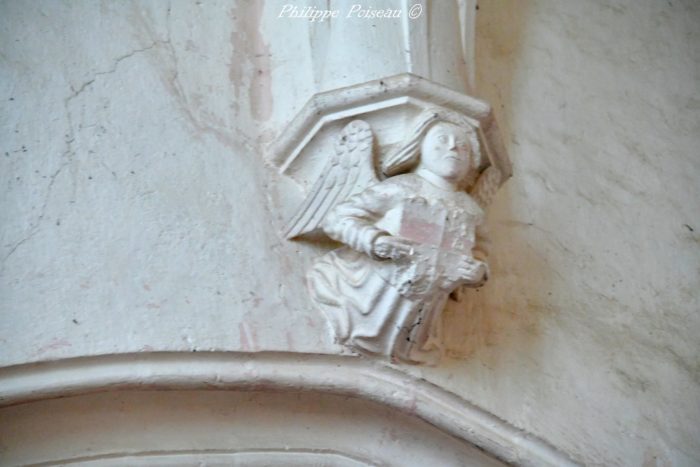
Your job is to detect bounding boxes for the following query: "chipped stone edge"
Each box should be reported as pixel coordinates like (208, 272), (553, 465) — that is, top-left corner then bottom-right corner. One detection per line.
(0, 351), (577, 467)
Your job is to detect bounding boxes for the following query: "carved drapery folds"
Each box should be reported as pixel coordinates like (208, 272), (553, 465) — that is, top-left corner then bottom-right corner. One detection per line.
(274, 74), (511, 364)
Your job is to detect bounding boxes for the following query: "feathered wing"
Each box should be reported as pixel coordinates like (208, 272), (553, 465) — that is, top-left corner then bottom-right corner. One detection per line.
(470, 166), (503, 210)
(283, 120), (377, 240)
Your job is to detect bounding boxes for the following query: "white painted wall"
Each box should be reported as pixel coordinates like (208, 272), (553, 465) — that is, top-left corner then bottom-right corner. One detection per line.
(1, 1), (698, 466)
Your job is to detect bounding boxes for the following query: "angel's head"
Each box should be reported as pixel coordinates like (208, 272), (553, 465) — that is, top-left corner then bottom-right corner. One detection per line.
(382, 108), (482, 188)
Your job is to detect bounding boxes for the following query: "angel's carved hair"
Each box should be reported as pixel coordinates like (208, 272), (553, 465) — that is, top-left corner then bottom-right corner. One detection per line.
(382, 108), (482, 184)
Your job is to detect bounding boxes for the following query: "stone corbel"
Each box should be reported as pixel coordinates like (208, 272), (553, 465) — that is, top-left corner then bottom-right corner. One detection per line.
(271, 73), (511, 365)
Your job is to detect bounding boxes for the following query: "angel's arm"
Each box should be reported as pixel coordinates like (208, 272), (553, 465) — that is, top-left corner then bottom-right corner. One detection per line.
(322, 182), (399, 258)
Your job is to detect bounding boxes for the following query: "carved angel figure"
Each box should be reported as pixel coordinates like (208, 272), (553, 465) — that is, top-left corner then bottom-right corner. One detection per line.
(285, 109), (492, 365)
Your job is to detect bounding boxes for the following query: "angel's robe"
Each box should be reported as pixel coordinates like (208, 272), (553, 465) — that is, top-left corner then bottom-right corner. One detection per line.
(307, 173), (486, 365)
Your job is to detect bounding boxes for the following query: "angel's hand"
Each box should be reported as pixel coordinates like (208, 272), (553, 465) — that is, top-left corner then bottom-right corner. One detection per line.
(455, 256), (489, 287)
(372, 235), (415, 260)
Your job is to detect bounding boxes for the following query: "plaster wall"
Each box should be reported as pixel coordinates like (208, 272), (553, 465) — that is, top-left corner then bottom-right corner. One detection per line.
(1, 1), (698, 466)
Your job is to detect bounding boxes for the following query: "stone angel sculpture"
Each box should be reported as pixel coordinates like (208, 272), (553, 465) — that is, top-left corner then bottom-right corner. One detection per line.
(284, 108), (496, 365)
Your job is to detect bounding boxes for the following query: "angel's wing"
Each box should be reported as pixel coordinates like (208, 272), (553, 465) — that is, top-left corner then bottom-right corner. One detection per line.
(283, 120), (377, 240)
(470, 166), (503, 210)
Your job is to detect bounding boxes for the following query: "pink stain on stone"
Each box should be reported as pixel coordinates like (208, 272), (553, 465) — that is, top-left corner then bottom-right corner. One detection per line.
(239, 323), (251, 351)
(32, 338), (72, 357)
(401, 219), (442, 244)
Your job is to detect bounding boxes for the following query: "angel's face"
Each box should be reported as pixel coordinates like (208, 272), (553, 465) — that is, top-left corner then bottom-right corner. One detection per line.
(419, 122), (472, 183)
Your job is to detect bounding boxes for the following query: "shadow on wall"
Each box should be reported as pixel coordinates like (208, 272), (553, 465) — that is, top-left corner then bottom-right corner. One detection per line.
(442, 1), (548, 362)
